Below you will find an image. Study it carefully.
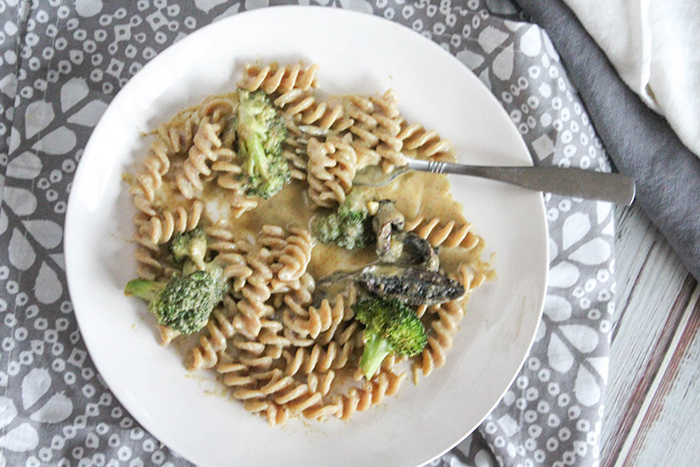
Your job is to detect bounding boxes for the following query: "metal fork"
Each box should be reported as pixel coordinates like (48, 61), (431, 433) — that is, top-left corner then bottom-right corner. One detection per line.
(352, 158), (636, 205)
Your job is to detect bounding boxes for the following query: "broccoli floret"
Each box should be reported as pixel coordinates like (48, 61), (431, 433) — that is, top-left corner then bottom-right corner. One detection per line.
(126, 230), (228, 335)
(236, 90), (290, 199)
(168, 228), (223, 277)
(169, 228), (207, 268)
(124, 270), (226, 335)
(354, 295), (428, 379)
(311, 189), (375, 250)
(311, 212), (369, 250)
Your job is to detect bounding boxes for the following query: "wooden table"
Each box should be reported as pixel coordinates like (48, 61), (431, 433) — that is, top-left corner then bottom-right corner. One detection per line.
(602, 205), (700, 466)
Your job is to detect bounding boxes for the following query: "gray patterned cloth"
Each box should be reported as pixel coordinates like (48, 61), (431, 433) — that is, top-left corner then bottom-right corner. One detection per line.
(0, 1), (614, 466)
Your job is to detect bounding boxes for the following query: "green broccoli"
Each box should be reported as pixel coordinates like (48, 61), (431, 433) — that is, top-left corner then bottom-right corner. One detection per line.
(311, 189), (375, 250)
(353, 295), (428, 379)
(125, 229), (228, 335)
(236, 90), (290, 199)
(124, 270), (226, 335)
(169, 228), (207, 269)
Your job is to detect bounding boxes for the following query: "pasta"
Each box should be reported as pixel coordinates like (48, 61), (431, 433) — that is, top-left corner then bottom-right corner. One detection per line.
(239, 63), (319, 95)
(306, 136), (358, 207)
(140, 201), (205, 245)
(124, 61), (493, 426)
(345, 91), (407, 172)
(405, 216), (481, 250)
(132, 244), (164, 281)
(175, 117), (236, 200)
(128, 112), (198, 217)
(231, 245), (275, 340)
(187, 297), (237, 370)
(397, 121), (454, 159)
(332, 370), (407, 421)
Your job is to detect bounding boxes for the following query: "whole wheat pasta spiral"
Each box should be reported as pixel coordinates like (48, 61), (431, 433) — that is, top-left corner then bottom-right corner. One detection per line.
(138, 200), (204, 245)
(157, 325), (180, 346)
(411, 263), (483, 382)
(346, 92), (403, 150)
(332, 370), (406, 421)
(203, 224), (254, 290)
(216, 360), (255, 392)
(306, 136), (358, 207)
(283, 297), (345, 341)
(282, 147), (308, 181)
(397, 120), (454, 159)
(239, 63), (319, 95)
(269, 381), (325, 418)
(240, 64), (321, 122)
(198, 95), (237, 142)
(154, 110), (200, 157)
(280, 273), (316, 347)
(130, 152), (168, 217)
(175, 117), (235, 199)
(222, 365), (328, 421)
(299, 100), (354, 132)
(231, 247), (275, 340)
(218, 364), (277, 399)
(270, 89), (317, 119)
(412, 298), (465, 380)
(204, 221), (242, 253)
(187, 297), (238, 370)
(405, 216), (481, 250)
(280, 121), (311, 181)
(345, 91), (407, 171)
(283, 341), (357, 376)
(133, 245), (165, 281)
(274, 227), (314, 283)
(306, 371), (336, 396)
(131, 231), (181, 280)
(244, 399), (290, 426)
(129, 111), (200, 217)
(231, 283), (273, 343)
(315, 294), (355, 345)
(257, 226), (314, 292)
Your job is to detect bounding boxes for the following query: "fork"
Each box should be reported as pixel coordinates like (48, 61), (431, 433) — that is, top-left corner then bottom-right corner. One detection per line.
(352, 158), (636, 205)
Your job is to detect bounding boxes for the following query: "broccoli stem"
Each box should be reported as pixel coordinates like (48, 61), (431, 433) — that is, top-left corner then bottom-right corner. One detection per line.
(360, 333), (392, 380)
(246, 134), (269, 178)
(123, 279), (165, 302)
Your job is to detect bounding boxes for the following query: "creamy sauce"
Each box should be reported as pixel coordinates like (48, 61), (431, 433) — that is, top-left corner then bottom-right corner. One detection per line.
(204, 180), (377, 278)
(194, 170), (485, 280)
(372, 171), (488, 276)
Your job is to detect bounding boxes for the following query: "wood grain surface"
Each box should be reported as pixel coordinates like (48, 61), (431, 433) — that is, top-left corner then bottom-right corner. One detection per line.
(602, 205), (699, 466)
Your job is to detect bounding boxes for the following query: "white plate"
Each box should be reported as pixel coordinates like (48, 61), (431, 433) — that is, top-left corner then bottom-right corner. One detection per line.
(65, 7), (548, 467)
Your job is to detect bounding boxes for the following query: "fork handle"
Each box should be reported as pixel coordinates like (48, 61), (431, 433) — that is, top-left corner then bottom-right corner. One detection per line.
(412, 160), (636, 205)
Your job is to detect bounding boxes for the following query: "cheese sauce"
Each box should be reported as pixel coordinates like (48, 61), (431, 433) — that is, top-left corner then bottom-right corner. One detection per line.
(195, 170), (485, 280)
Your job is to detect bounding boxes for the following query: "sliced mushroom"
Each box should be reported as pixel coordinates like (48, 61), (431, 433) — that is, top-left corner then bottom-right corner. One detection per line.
(356, 264), (465, 306)
(395, 232), (440, 272)
(372, 200), (405, 260)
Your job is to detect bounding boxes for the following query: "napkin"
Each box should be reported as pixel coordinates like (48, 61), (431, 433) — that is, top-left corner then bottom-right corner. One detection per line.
(513, 0), (700, 283)
(563, 0), (700, 160)
(0, 1), (614, 466)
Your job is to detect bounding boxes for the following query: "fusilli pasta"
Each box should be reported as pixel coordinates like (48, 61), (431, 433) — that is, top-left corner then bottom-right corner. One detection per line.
(175, 117), (235, 199)
(139, 200), (204, 245)
(187, 297), (238, 370)
(405, 216), (481, 250)
(306, 136), (357, 207)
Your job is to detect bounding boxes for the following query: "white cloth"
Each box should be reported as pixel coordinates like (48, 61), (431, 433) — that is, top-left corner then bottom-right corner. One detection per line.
(564, 0), (700, 158)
